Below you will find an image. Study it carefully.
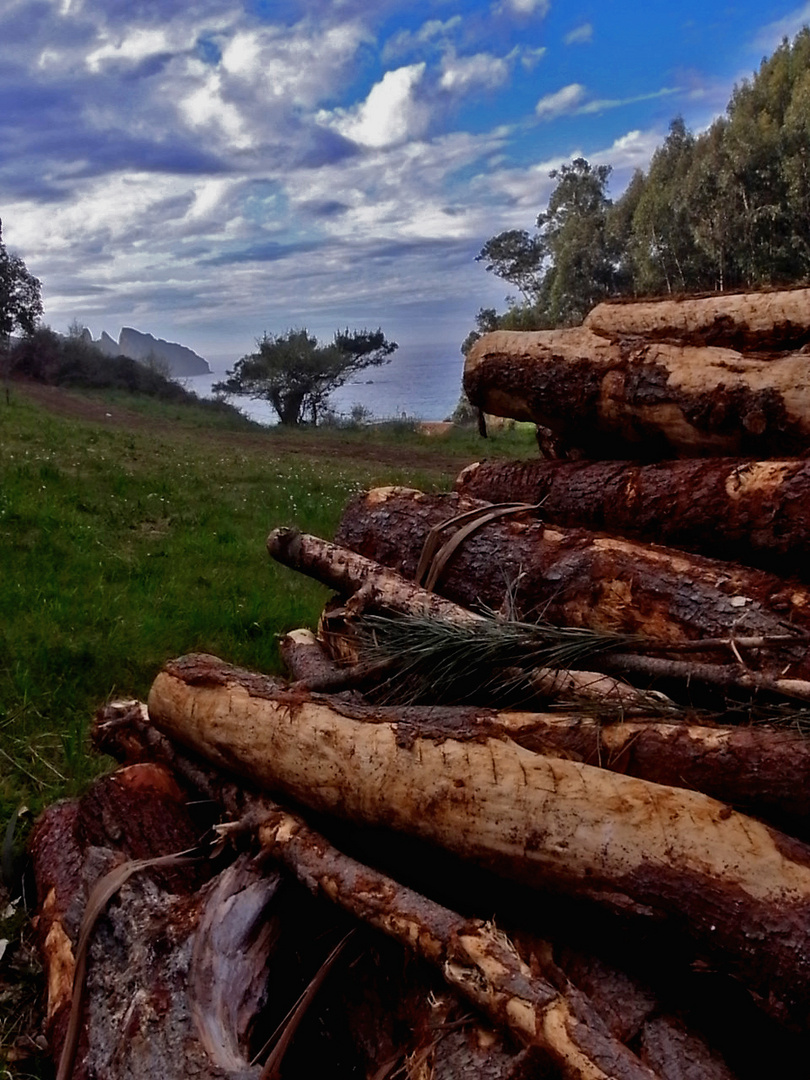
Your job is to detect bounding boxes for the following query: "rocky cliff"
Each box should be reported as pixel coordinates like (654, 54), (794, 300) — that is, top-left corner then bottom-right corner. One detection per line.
(84, 327), (211, 376)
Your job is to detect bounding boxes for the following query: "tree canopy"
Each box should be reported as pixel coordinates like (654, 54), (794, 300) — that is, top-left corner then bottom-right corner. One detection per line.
(471, 28), (810, 340)
(0, 218), (42, 343)
(214, 327), (397, 426)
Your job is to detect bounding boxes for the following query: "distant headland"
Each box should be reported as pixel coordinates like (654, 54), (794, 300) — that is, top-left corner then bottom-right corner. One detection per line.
(79, 327), (211, 377)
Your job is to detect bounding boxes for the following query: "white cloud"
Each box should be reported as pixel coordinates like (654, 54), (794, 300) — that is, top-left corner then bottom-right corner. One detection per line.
(86, 27), (177, 71)
(578, 86), (680, 115)
(180, 72), (249, 148)
(439, 49), (514, 93)
(535, 82), (586, 119)
(754, 3), (810, 50)
(382, 16), (463, 60)
(564, 23), (593, 46)
(324, 63), (429, 148)
(521, 46), (547, 69)
(500, 0), (550, 15)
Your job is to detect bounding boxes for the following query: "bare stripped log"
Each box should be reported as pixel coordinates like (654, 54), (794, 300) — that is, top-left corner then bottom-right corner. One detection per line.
(331, 487), (810, 679)
(276, 624), (810, 828)
(455, 457), (810, 578)
(584, 288), (810, 351)
(498, 712), (810, 825)
(256, 803), (661, 1080)
(149, 653), (810, 1028)
(95, 703), (738, 1080)
(463, 328), (810, 458)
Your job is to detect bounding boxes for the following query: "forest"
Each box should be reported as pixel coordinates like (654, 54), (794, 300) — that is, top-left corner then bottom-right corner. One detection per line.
(469, 29), (810, 346)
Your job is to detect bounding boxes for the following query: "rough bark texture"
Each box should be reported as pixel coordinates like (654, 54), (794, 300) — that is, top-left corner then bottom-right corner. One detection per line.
(29, 763), (274, 1080)
(331, 487), (810, 678)
(583, 289), (810, 351)
(90, 699), (760, 1080)
(497, 712), (810, 828)
(148, 652), (810, 1028)
(257, 804), (661, 1080)
(454, 457), (810, 579)
(463, 328), (810, 458)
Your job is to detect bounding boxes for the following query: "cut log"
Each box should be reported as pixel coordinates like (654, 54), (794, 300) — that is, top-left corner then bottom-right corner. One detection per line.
(148, 652), (810, 1028)
(91, 699), (760, 1079)
(29, 763), (275, 1080)
(463, 327), (810, 458)
(330, 487), (810, 680)
(255, 802), (662, 1080)
(583, 289), (810, 351)
(455, 457), (810, 578)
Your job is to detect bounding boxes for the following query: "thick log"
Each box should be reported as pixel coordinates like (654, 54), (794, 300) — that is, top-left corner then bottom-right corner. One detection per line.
(331, 487), (810, 681)
(584, 289), (810, 351)
(92, 701), (752, 1079)
(148, 653), (810, 1028)
(455, 457), (810, 578)
(463, 328), (810, 458)
(29, 763), (275, 1080)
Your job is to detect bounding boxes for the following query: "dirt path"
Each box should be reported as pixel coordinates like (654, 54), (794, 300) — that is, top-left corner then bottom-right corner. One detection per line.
(8, 380), (479, 475)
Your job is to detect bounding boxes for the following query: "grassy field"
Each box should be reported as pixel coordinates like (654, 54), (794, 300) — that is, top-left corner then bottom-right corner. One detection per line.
(0, 383), (536, 1073)
(0, 384), (534, 825)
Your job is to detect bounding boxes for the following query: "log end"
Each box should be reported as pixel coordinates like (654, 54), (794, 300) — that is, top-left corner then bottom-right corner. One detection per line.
(267, 525), (302, 562)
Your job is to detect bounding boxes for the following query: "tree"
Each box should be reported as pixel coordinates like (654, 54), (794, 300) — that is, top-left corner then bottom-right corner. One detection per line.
(0, 218), (42, 345)
(214, 327), (397, 426)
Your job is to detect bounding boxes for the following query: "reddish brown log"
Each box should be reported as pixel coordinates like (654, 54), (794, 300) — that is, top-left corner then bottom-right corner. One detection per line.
(463, 328), (810, 458)
(330, 487), (810, 680)
(29, 764), (281, 1080)
(455, 457), (810, 578)
(583, 289), (810, 351)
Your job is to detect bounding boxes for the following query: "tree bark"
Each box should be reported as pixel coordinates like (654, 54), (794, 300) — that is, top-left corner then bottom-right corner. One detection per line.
(455, 457), (810, 579)
(28, 763), (275, 1080)
(583, 288), (810, 352)
(255, 802), (662, 1080)
(331, 487), (810, 680)
(463, 328), (810, 458)
(90, 700), (753, 1080)
(148, 652), (810, 1029)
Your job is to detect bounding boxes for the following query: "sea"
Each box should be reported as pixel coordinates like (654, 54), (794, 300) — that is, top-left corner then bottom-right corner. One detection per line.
(183, 343), (466, 426)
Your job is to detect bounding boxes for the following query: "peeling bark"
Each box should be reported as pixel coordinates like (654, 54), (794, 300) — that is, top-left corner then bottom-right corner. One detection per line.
(455, 457), (810, 579)
(331, 487), (810, 679)
(463, 328), (810, 458)
(584, 289), (810, 352)
(148, 652), (810, 1028)
(255, 802), (661, 1080)
(29, 763), (276, 1080)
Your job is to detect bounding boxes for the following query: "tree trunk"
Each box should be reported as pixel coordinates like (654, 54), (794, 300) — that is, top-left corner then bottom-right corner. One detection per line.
(148, 652), (810, 1029)
(93, 699), (743, 1080)
(331, 488), (810, 679)
(583, 288), (810, 351)
(463, 328), (810, 458)
(29, 763), (275, 1080)
(454, 457), (810, 579)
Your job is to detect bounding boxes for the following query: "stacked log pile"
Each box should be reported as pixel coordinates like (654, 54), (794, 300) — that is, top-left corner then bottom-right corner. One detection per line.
(29, 289), (810, 1079)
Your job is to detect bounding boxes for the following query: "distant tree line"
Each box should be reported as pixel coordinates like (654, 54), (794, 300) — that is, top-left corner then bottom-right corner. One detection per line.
(468, 29), (810, 349)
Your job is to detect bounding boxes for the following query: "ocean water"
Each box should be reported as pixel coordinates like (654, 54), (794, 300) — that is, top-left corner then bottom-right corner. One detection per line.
(183, 343), (466, 425)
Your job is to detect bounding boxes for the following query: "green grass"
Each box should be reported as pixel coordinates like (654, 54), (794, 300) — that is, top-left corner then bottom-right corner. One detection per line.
(0, 388), (535, 822)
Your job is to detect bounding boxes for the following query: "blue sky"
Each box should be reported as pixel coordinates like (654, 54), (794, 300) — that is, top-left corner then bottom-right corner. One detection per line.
(1, 0), (808, 367)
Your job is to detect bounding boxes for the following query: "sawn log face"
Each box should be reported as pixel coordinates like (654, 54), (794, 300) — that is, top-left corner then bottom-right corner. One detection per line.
(463, 328), (810, 458)
(148, 653), (810, 1029)
(455, 458), (810, 578)
(332, 487), (810, 676)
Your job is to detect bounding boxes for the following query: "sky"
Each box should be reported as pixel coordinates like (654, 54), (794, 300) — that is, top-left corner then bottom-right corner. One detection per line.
(2, 0), (810, 369)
